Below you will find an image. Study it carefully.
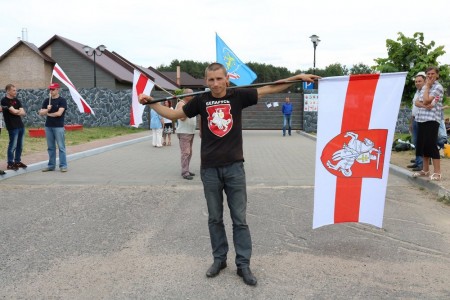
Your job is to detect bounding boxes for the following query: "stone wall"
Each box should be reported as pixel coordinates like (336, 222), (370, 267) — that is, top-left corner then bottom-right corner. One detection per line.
(0, 88), (171, 128)
(0, 88), (411, 132)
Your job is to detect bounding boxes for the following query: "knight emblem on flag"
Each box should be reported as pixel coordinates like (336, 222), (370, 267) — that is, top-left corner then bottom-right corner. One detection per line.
(207, 104), (233, 137)
(321, 129), (387, 178)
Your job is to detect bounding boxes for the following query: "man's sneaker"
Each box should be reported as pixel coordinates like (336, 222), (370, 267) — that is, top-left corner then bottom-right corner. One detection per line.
(42, 167), (55, 172)
(183, 174), (193, 180)
(15, 162), (27, 169)
(60, 168), (68, 172)
(7, 164), (18, 171)
(0, 169), (5, 175)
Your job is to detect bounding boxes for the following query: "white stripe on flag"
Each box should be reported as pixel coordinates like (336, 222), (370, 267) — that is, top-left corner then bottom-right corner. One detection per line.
(359, 73), (407, 226)
(52, 63), (95, 115)
(131, 69), (154, 127)
(313, 76), (348, 228)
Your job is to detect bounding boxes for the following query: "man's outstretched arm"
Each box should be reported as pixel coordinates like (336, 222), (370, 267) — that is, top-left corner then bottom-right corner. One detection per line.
(257, 74), (320, 98)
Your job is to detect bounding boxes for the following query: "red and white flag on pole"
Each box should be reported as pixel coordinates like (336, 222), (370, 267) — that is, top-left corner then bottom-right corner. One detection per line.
(131, 69), (154, 128)
(52, 63), (95, 115)
(313, 73), (406, 229)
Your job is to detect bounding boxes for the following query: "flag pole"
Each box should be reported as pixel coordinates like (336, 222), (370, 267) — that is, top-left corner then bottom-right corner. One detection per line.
(141, 80), (304, 105)
(49, 72), (54, 106)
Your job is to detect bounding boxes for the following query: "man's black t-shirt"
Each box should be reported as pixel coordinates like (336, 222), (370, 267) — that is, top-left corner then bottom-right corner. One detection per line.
(183, 88), (258, 168)
(41, 97), (67, 127)
(0, 97), (24, 130)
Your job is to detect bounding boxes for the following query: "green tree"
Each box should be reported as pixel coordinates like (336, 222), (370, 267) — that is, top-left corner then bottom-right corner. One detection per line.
(299, 63), (348, 77)
(323, 63), (349, 76)
(157, 60), (210, 78)
(374, 32), (449, 103)
(246, 62), (293, 83)
(350, 63), (375, 74)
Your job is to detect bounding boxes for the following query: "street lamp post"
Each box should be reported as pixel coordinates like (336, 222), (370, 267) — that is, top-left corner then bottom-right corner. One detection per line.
(309, 35), (320, 74)
(82, 44), (106, 87)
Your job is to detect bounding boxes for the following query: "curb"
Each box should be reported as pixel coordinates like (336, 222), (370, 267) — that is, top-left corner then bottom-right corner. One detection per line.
(297, 130), (450, 198)
(0, 136), (150, 181)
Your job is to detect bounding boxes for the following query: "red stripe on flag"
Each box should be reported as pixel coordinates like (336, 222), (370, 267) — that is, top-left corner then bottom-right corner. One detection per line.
(130, 74), (149, 126)
(53, 66), (77, 90)
(334, 74), (380, 223)
(80, 98), (92, 114)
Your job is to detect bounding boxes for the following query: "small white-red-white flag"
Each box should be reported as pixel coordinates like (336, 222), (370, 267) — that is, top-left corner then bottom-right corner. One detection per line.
(52, 63), (95, 115)
(313, 72), (407, 229)
(131, 69), (154, 127)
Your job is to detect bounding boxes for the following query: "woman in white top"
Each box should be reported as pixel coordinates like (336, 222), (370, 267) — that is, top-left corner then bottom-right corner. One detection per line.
(413, 66), (445, 181)
(162, 100), (174, 146)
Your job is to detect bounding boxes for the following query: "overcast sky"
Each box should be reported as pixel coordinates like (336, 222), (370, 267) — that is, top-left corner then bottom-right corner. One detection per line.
(1, 0), (449, 73)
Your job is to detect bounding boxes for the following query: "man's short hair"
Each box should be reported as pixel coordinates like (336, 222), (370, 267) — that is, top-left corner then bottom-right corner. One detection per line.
(205, 63), (227, 78)
(5, 84), (15, 92)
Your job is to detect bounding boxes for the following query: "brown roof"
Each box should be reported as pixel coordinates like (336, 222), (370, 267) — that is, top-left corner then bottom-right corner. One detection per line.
(38, 35), (179, 90)
(0, 34), (185, 91)
(40, 35), (132, 83)
(0, 40), (54, 63)
(111, 52), (179, 90)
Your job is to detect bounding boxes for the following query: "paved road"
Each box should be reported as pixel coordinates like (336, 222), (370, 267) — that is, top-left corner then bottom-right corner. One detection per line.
(0, 131), (449, 299)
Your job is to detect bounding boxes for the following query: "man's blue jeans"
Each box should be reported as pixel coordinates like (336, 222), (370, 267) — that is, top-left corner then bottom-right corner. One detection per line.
(7, 127), (25, 164)
(200, 162), (252, 268)
(412, 120), (423, 167)
(45, 127), (67, 169)
(283, 114), (292, 136)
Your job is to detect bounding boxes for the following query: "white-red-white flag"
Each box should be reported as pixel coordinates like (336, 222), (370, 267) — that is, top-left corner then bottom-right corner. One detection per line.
(131, 69), (154, 128)
(52, 63), (95, 115)
(313, 73), (407, 229)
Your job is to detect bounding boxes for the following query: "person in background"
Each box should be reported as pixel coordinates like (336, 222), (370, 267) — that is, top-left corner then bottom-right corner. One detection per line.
(407, 72), (426, 171)
(162, 100), (174, 146)
(281, 96), (293, 136)
(437, 105), (449, 150)
(445, 118), (450, 134)
(413, 66), (444, 181)
(0, 104), (4, 135)
(150, 104), (164, 148)
(175, 89), (197, 180)
(139, 62), (319, 286)
(39, 83), (68, 172)
(0, 106), (3, 175)
(1, 84), (27, 171)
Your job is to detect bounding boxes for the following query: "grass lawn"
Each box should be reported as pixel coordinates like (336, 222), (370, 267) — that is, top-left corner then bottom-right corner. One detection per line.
(0, 127), (147, 161)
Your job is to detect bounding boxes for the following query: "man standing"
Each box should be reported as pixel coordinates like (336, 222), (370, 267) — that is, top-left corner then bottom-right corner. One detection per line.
(407, 72), (426, 171)
(282, 96), (293, 136)
(139, 63), (319, 286)
(0, 106), (3, 175)
(1, 84), (27, 171)
(39, 83), (68, 172)
(175, 89), (197, 180)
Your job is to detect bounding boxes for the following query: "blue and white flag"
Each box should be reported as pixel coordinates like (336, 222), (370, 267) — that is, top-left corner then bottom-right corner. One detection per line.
(216, 33), (257, 86)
